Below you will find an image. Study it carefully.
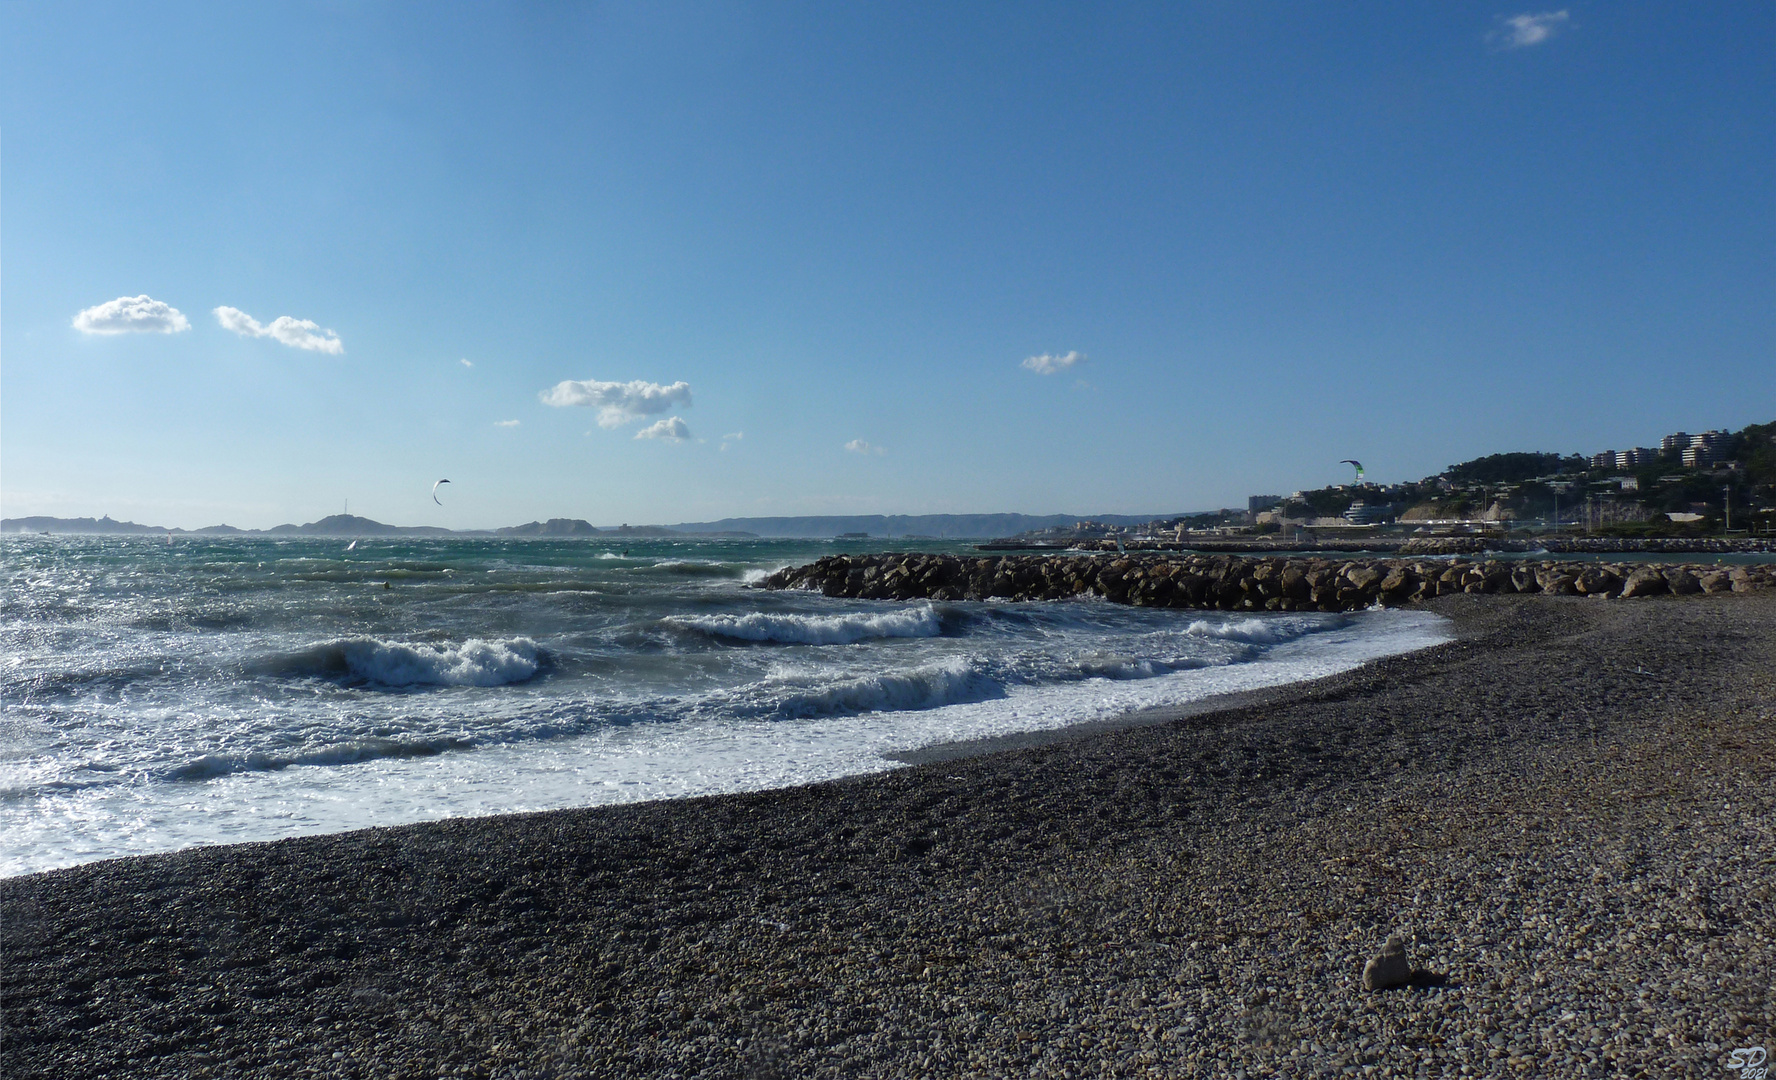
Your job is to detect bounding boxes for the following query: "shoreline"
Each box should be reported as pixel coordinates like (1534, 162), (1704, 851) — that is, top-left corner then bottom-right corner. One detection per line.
(882, 658), (1431, 768)
(5, 593), (1772, 1078)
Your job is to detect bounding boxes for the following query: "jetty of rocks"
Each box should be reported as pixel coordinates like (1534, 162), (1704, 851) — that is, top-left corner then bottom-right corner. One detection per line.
(761, 552), (1775, 611)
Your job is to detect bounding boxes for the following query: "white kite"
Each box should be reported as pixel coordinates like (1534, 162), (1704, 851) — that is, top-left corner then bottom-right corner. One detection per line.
(432, 479), (451, 505)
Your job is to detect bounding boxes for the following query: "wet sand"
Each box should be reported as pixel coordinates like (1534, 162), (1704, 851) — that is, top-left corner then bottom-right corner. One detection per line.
(4, 592), (1772, 1079)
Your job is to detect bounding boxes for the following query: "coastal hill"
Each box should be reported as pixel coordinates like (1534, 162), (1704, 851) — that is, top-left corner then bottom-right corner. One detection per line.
(3, 515), (174, 535)
(1049, 418), (1776, 543)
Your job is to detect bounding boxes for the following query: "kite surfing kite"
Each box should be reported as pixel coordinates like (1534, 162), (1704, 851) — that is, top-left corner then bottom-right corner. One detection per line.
(432, 479), (451, 505)
(1339, 459), (1365, 482)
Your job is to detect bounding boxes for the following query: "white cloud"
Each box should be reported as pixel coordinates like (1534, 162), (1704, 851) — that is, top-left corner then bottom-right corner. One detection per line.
(1021, 350), (1084, 375)
(494, 419), (520, 427)
(539, 378), (694, 428)
(213, 306), (344, 354)
(1493, 11), (1569, 48)
(460, 358), (474, 368)
(635, 416), (691, 442)
(72, 295), (190, 335)
(724, 431), (744, 441)
(845, 438), (886, 456)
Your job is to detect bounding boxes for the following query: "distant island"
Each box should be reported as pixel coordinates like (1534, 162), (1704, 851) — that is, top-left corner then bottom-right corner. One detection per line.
(0, 511), (1190, 540)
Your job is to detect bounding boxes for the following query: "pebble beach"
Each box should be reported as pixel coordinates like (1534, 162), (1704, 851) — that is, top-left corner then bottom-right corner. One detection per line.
(4, 591), (1772, 1079)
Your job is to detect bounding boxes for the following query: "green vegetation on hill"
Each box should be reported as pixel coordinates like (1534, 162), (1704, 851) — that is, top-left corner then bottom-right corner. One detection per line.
(1732, 422), (1775, 492)
(1442, 452), (1585, 486)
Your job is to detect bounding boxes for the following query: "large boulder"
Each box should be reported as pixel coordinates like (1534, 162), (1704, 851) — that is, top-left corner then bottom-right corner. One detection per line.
(1663, 567), (1702, 595)
(1537, 568), (1578, 595)
(1280, 564), (1312, 600)
(1344, 565), (1384, 591)
(1700, 571), (1734, 594)
(1362, 936), (1412, 991)
(1619, 568), (1670, 599)
(1574, 567), (1621, 596)
(1378, 566), (1415, 602)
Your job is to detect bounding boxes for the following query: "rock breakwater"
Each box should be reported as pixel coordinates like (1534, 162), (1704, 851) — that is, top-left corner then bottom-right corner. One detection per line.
(761, 552), (1775, 611)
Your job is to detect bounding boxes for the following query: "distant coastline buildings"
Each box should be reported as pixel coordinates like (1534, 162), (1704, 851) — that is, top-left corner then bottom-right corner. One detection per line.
(1592, 430), (1727, 471)
(1229, 421), (1767, 538)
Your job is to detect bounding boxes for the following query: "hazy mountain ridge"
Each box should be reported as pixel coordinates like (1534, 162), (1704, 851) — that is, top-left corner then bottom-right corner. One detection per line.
(6, 514), (484, 537)
(5, 511), (1190, 539)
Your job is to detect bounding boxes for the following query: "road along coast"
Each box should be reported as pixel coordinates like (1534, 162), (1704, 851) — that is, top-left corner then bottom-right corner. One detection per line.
(4, 592), (1772, 1078)
(761, 551), (1776, 610)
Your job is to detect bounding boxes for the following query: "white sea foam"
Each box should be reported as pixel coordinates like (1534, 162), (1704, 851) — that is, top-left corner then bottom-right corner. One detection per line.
(668, 604), (943, 645)
(1182, 615), (1327, 644)
(764, 658), (1000, 718)
(1072, 655), (1214, 680)
(282, 637), (543, 687)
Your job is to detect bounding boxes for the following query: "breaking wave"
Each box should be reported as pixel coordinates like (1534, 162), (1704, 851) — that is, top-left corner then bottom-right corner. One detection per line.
(668, 604), (944, 645)
(1182, 615), (1335, 645)
(647, 559), (744, 578)
(762, 658), (1003, 718)
(269, 636), (545, 687)
(162, 736), (473, 782)
(1072, 655), (1216, 681)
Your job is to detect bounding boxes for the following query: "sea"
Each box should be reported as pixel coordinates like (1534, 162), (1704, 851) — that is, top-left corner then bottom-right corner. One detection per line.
(0, 534), (1451, 877)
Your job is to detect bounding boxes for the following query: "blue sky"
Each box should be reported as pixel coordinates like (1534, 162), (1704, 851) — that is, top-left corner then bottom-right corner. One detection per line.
(3, 2), (1771, 529)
